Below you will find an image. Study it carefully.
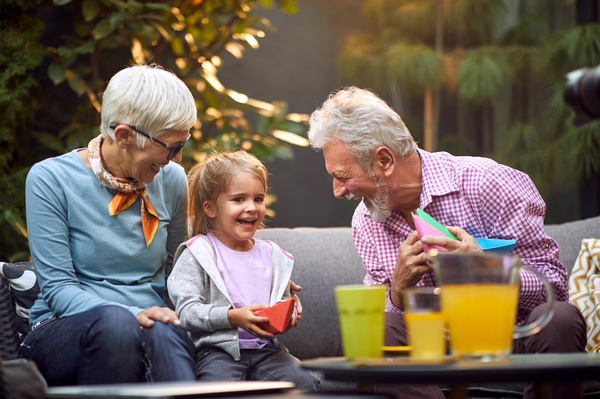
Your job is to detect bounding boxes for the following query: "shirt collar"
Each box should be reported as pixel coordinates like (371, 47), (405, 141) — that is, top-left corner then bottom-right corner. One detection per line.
(417, 149), (460, 209)
(356, 200), (413, 237)
(356, 149), (459, 233)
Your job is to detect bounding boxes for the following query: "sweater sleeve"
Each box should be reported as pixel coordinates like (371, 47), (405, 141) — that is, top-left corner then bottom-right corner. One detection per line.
(168, 247), (232, 332)
(26, 162), (144, 320)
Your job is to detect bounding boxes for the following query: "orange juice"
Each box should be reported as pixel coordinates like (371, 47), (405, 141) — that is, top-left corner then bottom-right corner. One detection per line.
(442, 284), (518, 358)
(405, 311), (446, 359)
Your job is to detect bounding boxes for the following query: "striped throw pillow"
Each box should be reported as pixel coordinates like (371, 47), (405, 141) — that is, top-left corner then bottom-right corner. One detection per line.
(568, 239), (600, 352)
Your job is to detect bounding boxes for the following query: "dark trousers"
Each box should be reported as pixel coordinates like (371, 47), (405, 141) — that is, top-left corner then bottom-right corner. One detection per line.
(195, 346), (320, 390)
(379, 301), (586, 399)
(21, 305), (196, 386)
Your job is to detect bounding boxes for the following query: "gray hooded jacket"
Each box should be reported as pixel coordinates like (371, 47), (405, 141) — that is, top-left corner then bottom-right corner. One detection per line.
(168, 234), (294, 360)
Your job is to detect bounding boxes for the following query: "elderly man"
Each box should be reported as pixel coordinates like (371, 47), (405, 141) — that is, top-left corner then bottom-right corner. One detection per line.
(307, 86), (586, 399)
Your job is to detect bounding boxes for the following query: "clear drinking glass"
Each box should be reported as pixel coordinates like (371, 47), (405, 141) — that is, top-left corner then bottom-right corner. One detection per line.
(404, 287), (446, 360)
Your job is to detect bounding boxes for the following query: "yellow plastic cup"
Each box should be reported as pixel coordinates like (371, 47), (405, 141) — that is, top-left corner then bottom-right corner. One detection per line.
(335, 284), (387, 359)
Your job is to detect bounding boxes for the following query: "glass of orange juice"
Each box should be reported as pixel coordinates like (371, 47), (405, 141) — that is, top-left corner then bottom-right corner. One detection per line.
(403, 287), (446, 360)
(432, 252), (556, 361)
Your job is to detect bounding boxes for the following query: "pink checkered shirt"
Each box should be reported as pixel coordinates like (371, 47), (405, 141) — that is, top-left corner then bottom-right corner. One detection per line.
(352, 149), (568, 326)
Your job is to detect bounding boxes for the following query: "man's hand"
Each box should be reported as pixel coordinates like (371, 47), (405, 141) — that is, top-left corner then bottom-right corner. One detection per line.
(390, 230), (433, 310)
(290, 281), (303, 321)
(136, 306), (181, 329)
(421, 226), (484, 255)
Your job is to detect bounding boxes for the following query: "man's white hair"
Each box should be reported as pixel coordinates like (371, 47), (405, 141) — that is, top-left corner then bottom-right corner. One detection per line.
(307, 86), (417, 171)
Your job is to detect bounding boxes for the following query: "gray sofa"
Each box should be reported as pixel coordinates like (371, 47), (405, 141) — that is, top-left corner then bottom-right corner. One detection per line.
(256, 215), (600, 398)
(2, 216), (600, 398)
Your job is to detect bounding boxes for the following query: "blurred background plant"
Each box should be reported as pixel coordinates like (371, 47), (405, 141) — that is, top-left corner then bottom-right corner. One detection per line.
(3, 0), (600, 262)
(337, 0), (600, 216)
(0, 0), (308, 261)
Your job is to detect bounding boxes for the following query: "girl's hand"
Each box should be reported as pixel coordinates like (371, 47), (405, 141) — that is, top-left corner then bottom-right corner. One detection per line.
(287, 306), (299, 331)
(290, 281), (303, 321)
(136, 306), (181, 329)
(228, 305), (275, 339)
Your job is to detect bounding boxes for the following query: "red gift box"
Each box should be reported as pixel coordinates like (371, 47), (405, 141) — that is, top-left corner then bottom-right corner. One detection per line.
(253, 298), (295, 335)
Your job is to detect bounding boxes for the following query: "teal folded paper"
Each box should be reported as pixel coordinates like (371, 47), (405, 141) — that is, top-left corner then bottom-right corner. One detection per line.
(474, 238), (517, 254)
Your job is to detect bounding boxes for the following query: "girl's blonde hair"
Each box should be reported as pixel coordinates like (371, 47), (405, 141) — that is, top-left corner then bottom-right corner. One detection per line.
(188, 150), (269, 236)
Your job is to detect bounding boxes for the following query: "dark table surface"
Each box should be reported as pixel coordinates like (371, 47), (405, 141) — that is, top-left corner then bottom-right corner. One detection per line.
(45, 382), (389, 399)
(302, 353), (600, 386)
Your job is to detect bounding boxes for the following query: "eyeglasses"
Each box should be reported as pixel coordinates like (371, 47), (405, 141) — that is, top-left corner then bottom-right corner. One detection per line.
(110, 125), (191, 161)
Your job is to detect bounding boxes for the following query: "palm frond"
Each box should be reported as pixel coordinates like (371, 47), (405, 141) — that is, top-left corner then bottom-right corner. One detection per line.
(385, 42), (443, 92)
(499, 13), (549, 46)
(364, 0), (435, 42)
(456, 50), (509, 105)
(447, 0), (507, 43)
(542, 23), (600, 73)
(337, 33), (388, 90)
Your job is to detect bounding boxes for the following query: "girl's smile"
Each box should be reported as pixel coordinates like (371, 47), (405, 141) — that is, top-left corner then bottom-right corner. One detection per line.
(204, 171), (266, 252)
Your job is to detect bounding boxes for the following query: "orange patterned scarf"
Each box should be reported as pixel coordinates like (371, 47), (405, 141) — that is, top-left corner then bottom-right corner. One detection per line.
(88, 134), (159, 247)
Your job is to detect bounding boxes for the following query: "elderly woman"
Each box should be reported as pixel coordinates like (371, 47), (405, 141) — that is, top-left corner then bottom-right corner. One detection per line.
(21, 64), (197, 385)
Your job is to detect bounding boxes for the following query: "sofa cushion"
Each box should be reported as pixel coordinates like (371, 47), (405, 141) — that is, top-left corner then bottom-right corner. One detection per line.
(0, 262), (38, 338)
(544, 215), (600, 276)
(569, 239), (600, 352)
(256, 227), (366, 360)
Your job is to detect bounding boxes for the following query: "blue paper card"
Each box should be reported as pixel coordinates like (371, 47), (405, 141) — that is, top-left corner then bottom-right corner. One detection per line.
(475, 238), (517, 254)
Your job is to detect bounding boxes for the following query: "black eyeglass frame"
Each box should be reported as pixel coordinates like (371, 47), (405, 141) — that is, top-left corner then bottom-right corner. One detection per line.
(110, 124), (191, 161)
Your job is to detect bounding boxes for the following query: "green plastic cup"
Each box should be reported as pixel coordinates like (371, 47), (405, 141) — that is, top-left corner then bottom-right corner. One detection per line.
(335, 284), (387, 359)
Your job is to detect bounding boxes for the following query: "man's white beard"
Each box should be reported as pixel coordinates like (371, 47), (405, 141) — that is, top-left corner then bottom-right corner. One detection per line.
(366, 182), (391, 223)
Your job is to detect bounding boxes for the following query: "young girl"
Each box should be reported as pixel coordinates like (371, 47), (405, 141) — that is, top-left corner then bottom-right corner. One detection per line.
(168, 150), (319, 390)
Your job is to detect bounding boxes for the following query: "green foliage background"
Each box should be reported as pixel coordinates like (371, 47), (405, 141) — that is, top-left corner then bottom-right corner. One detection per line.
(0, 0), (308, 261)
(5, 0), (600, 261)
(337, 0), (600, 209)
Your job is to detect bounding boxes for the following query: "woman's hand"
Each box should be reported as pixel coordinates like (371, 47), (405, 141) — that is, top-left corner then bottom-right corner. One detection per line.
(290, 281), (303, 321)
(228, 305), (275, 339)
(136, 306), (181, 329)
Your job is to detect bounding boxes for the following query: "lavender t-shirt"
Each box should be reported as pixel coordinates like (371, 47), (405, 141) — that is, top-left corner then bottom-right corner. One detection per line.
(207, 233), (273, 349)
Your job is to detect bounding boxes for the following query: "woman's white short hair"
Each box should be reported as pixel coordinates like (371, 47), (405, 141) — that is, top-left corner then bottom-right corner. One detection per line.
(307, 86), (417, 170)
(100, 64), (197, 148)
